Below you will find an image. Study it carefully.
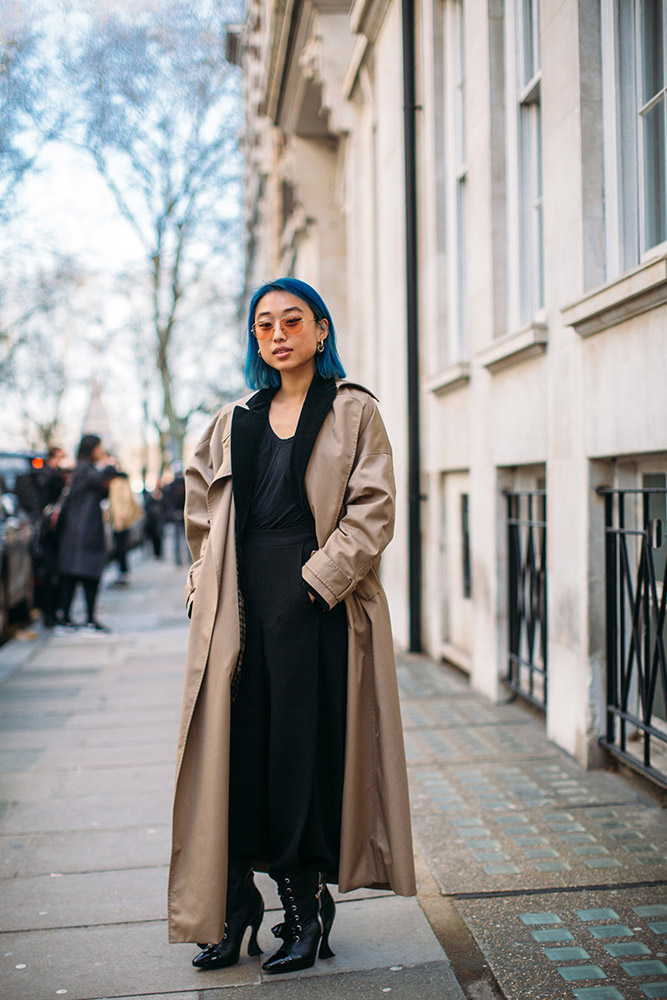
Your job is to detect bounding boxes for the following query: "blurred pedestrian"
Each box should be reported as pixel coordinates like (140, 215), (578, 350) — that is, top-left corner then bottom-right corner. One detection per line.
(143, 481), (166, 558)
(56, 434), (118, 632)
(169, 278), (415, 973)
(30, 446), (67, 628)
(163, 463), (187, 565)
(108, 469), (142, 585)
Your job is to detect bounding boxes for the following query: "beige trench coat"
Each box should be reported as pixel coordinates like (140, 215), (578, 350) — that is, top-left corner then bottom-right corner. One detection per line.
(168, 378), (416, 944)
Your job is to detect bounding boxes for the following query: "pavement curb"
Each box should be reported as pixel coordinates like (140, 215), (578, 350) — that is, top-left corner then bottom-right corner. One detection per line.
(415, 852), (506, 1000)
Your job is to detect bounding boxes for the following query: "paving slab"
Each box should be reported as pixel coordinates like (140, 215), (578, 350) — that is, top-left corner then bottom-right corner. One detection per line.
(0, 632), (47, 684)
(78, 725), (178, 748)
(0, 789), (171, 833)
(0, 770), (65, 800)
(0, 711), (70, 731)
(396, 656), (474, 700)
(113, 994), (199, 1000)
(0, 729), (88, 751)
(413, 798), (667, 895)
(0, 919), (259, 1000)
(57, 762), (175, 797)
(37, 742), (175, 769)
(410, 758), (644, 814)
(0, 865), (169, 931)
(404, 722), (560, 764)
(0, 834), (32, 877)
(14, 666), (101, 681)
(204, 961), (465, 999)
(0, 684), (83, 702)
(0, 748), (44, 773)
(401, 696), (533, 729)
(456, 884), (667, 1000)
(1, 824), (171, 877)
(63, 708), (181, 730)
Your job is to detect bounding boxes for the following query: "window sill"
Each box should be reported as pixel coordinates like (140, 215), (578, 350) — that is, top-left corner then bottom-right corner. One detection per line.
(562, 254), (667, 337)
(423, 361), (471, 396)
(476, 322), (548, 374)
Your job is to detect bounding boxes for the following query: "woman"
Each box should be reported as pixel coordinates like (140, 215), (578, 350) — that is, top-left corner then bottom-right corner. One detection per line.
(168, 278), (415, 974)
(57, 434), (116, 631)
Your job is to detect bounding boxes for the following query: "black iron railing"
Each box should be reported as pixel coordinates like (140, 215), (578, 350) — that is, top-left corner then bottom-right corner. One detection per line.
(504, 490), (548, 710)
(598, 487), (667, 788)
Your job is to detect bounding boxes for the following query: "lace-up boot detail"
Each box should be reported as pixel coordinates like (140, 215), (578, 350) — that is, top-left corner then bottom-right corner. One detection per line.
(262, 872), (335, 974)
(192, 862), (264, 969)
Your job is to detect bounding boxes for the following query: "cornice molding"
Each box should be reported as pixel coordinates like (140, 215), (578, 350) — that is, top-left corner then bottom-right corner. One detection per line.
(350, 0), (392, 42)
(260, 0), (297, 121)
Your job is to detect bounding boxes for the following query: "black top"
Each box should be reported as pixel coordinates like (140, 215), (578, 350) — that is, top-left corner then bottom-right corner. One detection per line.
(246, 419), (311, 531)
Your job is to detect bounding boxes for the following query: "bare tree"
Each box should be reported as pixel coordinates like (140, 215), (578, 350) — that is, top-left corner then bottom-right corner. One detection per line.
(0, 254), (81, 389)
(0, 2), (64, 221)
(14, 332), (67, 448)
(62, 0), (244, 463)
(0, 255), (84, 445)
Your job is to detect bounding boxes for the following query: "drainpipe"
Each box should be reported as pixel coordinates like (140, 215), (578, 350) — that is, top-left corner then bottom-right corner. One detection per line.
(402, 0), (422, 652)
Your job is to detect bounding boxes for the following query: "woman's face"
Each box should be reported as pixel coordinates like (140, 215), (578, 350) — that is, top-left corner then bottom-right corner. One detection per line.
(253, 290), (328, 379)
(91, 443), (104, 463)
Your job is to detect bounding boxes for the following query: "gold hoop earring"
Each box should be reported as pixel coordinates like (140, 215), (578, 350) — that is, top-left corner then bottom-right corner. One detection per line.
(317, 340), (325, 354)
(257, 346), (262, 356)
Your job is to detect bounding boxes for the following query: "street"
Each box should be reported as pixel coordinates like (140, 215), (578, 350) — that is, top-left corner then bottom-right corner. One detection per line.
(1, 551), (666, 1000)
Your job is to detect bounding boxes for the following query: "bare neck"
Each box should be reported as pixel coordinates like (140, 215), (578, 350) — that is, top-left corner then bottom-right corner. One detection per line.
(275, 367), (315, 405)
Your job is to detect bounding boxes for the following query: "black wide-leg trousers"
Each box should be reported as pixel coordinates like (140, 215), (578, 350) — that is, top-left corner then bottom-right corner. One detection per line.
(228, 527), (348, 876)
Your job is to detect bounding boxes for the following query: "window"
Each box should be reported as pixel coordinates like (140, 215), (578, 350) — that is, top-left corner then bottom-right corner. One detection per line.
(444, 0), (468, 361)
(460, 492), (471, 598)
(505, 0), (544, 328)
(439, 472), (472, 667)
(602, 0), (667, 277)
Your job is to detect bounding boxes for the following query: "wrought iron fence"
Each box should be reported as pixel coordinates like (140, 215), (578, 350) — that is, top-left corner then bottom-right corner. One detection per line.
(598, 486), (667, 788)
(504, 490), (548, 709)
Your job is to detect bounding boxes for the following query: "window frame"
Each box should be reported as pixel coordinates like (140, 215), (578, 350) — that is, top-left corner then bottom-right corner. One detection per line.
(443, 0), (468, 364)
(504, 0), (545, 330)
(601, 0), (667, 280)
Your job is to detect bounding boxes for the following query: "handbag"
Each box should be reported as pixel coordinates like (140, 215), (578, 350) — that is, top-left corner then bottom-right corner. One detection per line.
(41, 485), (70, 536)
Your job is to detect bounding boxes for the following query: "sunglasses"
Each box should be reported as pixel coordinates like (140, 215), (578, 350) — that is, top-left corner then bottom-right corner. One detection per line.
(252, 315), (310, 340)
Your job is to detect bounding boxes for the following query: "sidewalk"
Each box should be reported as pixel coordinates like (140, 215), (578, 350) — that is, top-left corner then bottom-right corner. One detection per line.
(0, 553), (665, 1000)
(0, 555), (460, 1000)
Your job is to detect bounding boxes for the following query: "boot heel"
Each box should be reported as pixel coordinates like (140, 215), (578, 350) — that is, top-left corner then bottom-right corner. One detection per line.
(247, 904), (264, 956)
(318, 932), (335, 960)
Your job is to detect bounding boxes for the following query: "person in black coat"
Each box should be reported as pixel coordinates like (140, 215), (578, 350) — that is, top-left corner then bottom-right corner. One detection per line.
(163, 465), (187, 566)
(29, 447), (67, 628)
(143, 481), (166, 558)
(57, 435), (117, 631)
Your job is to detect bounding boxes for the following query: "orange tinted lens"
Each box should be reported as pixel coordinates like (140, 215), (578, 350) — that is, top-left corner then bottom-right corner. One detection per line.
(280, 316), (304, 334)
(253, 322), (274, 339)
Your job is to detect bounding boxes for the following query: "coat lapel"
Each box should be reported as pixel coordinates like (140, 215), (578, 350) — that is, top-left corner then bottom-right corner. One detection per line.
(290, 376), (338, 523)
(227, 376), (337, 537)
(230, 388), (273, 539)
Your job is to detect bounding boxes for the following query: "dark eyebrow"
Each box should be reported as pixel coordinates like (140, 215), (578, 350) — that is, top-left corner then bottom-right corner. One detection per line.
(256, 306), (305, 318)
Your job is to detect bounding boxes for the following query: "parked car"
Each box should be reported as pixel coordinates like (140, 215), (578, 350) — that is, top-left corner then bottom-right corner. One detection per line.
(0, 490), (34, 644)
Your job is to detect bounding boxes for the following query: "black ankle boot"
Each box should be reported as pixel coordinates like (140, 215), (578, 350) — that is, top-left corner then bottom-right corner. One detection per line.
(262, 872), (335, 974)
(192, 862), (264, 969)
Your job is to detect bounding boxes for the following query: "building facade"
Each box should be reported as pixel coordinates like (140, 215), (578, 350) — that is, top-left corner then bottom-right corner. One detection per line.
(239, 0), (667, 788)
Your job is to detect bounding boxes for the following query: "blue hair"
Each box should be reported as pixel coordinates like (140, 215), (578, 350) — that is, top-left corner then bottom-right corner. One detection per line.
(244, 277), (346, 390)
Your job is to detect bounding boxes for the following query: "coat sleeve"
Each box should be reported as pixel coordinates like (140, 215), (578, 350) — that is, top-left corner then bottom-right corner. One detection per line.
(301, 397), (395, 610)
(184, 415), (218, 618)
